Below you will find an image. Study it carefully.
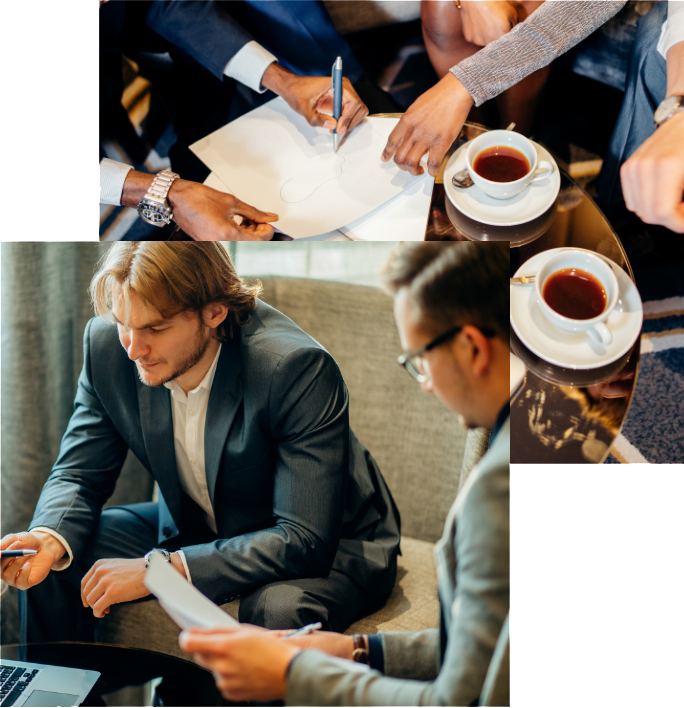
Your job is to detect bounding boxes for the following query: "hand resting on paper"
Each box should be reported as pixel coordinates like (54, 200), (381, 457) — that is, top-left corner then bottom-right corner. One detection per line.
(121, 170), (279, 241)
(382, 72), (473, 177)
(262, 63), (368, 140)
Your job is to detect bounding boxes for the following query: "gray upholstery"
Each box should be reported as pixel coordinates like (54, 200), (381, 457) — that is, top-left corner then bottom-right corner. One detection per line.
(95, 277), (489, 659)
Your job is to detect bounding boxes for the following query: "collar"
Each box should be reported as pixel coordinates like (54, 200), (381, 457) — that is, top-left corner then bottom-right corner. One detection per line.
(164, 343), (222, 400)
(490, 402), (510, 445)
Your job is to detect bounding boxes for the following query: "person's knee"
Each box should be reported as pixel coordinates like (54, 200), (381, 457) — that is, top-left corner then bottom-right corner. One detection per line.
(238, 582), (329, 630)
(421, 1), (462, 51)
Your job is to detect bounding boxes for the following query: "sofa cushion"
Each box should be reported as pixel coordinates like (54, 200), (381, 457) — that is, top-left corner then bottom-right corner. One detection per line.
(95, 536), (438, 660)
(345, 536), (439, 635)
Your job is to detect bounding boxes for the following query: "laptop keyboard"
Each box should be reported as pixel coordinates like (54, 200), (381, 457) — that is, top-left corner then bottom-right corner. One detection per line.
(1, 665), (41, 707)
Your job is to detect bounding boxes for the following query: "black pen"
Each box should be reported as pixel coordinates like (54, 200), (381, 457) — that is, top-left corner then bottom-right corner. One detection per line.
(0, 549), (38, 558)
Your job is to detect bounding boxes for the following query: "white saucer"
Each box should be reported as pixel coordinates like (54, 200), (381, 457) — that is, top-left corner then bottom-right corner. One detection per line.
(510, 248), (643, 369)
(510, 352), (526, 397)
(444, 140), (561, 226)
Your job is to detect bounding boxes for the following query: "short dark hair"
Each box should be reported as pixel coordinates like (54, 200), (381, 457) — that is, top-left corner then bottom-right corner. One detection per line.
(382, 242), (509, 341)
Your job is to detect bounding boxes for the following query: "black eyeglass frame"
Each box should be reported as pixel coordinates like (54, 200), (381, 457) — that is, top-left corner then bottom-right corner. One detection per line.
(397, 324), (497, 381)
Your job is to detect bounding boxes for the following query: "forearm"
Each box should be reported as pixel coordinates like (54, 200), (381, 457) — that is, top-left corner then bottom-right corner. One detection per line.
(666, 41), (684, 96)
(286, 650), (438, 706)
(183, 524), (336, 604)
(380, 628), (440, 680)
(451, 0), (627, 106)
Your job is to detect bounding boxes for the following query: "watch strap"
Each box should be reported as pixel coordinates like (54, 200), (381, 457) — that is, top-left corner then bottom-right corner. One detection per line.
(146, 169), (179, 202)
(351, 634), (369, 664)
(655, 95), (684, 128)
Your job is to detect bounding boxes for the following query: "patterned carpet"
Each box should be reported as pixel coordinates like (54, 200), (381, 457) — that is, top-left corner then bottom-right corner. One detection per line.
(606, 248), (684, 463)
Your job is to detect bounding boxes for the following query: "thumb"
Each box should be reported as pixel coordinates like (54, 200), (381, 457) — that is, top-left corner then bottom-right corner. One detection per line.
(232, 199), (279, 224)
(306, 109), (337, 131)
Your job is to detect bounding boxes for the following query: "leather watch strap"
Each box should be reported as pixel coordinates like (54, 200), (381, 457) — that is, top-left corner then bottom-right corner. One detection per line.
(351, 634), (369, 664)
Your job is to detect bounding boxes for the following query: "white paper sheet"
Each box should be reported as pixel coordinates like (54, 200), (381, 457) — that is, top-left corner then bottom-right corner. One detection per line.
(203, 172), (351, 241)
(341, 173), (433, 241)
(191, 97), (424, 238)
(144, 553), (239, 630)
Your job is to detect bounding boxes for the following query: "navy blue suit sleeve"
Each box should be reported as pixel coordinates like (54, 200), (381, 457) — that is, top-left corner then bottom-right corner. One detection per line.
(29, 319), (129, 566)
(183, 346), (350, 603)
(145, 0), (255, 80)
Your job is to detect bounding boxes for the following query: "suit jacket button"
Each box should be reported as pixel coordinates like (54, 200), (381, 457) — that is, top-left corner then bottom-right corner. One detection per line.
(163, 526), (172, 537)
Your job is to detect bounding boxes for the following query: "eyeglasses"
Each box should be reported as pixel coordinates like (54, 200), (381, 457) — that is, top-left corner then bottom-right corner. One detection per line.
(397, 324), (496, 383)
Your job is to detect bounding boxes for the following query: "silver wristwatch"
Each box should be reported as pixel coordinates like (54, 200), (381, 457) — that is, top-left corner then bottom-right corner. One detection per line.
(654, 95), (684, 128)
(137, 169), (179, 226)
(144, 548), (171, 568)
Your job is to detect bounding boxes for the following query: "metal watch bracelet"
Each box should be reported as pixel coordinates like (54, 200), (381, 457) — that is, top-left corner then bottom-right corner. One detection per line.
(137, 169), (179, 227)
(144, 548), (171, 568)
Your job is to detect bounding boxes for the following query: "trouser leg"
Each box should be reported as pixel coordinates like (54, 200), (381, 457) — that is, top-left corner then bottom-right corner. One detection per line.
(238, 557), (397, 633)
(19, 503), (159, 644)
(597, 1), (668, 205)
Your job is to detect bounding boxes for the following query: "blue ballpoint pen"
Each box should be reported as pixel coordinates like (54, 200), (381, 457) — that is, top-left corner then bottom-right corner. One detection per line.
(332, 56), (343, 152)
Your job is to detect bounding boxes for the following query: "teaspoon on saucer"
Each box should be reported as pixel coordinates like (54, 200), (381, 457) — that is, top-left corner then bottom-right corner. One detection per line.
(510, 274), (536, 285)
(452, 169), (474, 189)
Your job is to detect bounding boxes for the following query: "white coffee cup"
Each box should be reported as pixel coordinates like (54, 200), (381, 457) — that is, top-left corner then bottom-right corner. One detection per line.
(535, 249), (619, 346)
(466, 130), (553, 200)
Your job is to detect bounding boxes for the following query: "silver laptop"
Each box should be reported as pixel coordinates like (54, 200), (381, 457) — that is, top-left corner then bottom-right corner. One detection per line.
(0, 659), (99, 707)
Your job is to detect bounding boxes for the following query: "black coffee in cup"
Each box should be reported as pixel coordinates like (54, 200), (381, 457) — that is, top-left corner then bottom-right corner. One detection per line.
(543, 268), (607, 320)
(473, 146), (530, 182)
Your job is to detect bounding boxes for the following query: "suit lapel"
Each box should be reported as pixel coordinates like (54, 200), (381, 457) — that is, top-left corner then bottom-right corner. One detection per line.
(136, 378), (182, 523)
(204, 338), (243, 511)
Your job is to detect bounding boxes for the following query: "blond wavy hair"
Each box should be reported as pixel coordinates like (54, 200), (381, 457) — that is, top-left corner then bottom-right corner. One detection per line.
(90, 243), (261, 340)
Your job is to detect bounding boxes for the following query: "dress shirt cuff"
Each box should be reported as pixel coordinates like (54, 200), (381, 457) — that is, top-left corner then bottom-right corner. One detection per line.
(29, 527), (73, 571)
(176, 550), (193, 584)
(657, 2), (684, 59)
(100, 158), (133, 206)
(223, 40), (277, 93)
(366, 634), (385, 673)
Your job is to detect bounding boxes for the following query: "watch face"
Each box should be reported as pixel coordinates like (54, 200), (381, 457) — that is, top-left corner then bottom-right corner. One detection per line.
(139, 199), (170, 226)
(655, 96), (682, 124)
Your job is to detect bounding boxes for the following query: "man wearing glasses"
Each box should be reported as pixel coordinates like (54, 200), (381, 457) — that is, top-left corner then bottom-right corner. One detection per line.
(179, 242), (511, 707)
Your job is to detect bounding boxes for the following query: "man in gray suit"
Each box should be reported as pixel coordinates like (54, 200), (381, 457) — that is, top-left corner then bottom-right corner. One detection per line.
(0, 243), (400, 642)
(180, 242), (510, 706)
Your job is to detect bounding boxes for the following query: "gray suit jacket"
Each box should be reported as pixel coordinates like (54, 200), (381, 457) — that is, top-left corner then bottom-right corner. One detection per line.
(287, 416), (510, 706)
(30, 302), (400, 605)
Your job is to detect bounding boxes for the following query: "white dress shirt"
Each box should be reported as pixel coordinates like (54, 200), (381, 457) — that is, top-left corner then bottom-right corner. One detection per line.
(99, 41), (277, 207)
(658, 1), (684, 59)
(33, 345), (224, 585)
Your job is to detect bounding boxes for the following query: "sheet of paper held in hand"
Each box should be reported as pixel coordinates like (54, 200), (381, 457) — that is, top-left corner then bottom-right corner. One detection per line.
(190, 97), (429, 238)
(144, 552), (239, 630)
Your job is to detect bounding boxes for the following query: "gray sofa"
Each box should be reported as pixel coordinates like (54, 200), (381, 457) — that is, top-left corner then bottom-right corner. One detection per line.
(92, 276), (491, 658)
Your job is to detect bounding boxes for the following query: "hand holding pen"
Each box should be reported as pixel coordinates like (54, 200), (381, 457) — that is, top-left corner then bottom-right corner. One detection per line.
(262, 65), (368, 140)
